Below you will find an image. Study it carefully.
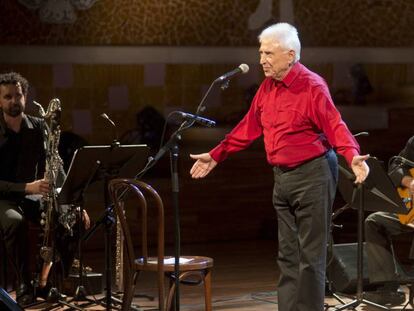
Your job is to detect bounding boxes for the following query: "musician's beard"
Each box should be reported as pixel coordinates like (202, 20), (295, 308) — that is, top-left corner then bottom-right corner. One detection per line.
(4, 103), (23, 117)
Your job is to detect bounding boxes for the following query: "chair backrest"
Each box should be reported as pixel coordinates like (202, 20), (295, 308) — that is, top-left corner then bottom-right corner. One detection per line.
(108, 178), (165, 308)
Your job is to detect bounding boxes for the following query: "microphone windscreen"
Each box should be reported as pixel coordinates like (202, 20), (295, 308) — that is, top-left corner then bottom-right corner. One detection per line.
(239, 64), (249, 74)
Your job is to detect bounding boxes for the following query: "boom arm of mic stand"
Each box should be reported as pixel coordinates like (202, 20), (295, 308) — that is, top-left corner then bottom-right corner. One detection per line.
(134, 126), (185, 180)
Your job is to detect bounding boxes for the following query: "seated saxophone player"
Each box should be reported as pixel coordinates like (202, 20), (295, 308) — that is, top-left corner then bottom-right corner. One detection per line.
(0, 72), (90, 306)
(364, 135), (414, 306)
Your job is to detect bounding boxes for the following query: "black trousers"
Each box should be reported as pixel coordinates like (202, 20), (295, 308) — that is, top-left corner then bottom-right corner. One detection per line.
(365, 211), (414, 285)
(273, 150), (338, 311)
(0, 198), (41, 285)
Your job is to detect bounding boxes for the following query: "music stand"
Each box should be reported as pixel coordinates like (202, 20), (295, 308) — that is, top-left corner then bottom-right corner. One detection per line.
(59, 144), (149, 206)
(57, 144), (149, 310)
(333, 156), (408, 310)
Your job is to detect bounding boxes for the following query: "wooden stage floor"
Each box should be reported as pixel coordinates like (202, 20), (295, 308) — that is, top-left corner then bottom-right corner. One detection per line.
(9, 240), (413, 310)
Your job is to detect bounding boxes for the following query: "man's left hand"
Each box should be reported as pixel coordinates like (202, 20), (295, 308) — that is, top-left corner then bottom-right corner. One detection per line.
(351, 154), (370, 184)
(82, 209), (91, 230)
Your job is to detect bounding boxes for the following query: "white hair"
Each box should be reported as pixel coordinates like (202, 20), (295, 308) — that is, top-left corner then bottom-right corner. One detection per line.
(258, 23), (301, 63)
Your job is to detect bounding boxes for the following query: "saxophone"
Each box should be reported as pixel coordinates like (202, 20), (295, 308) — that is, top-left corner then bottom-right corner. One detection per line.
(115, 211), (124, 292)
(33, 98), (65, 287)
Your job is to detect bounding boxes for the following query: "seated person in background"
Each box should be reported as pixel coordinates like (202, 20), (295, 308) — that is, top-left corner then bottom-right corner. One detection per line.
(58, 130), (88, 172)
(364, 135), (414, 305)
(120, 105), (166, 152)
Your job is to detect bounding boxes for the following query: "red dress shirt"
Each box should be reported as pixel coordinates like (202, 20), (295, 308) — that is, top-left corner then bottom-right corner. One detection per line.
(210, 62), (359, 168)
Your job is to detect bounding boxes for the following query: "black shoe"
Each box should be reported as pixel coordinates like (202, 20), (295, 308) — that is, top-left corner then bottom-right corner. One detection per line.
(34, 282), (51, 300)
(16, 283), (34, 307)
(45, 287), (61, 303)
(364, 289), (406, 306)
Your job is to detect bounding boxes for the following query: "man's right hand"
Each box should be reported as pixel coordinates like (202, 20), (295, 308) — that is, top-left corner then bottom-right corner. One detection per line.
(402, 176), (414, 194)
(25, 179), (49, 196)
(190, 153), (217, 179)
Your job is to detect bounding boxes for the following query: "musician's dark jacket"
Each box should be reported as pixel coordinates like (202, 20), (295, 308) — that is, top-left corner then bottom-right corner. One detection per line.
(0, 110), (46, 200)
(0, 110), (76, 278)
(388, 135), (414, 258)
(389, 136), (414, 187)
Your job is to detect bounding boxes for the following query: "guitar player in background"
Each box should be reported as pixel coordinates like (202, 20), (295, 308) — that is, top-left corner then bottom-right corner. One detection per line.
(364, 135), (414, 305)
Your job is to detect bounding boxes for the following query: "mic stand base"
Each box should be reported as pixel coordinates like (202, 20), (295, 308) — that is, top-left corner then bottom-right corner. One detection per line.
(334, 297), (391, 310)
(64, 285), (98, 310)
(34, 287), (85, 311)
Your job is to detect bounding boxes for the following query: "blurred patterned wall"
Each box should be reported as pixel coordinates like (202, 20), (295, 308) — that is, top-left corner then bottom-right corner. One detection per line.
(0, 0), (413, 144)
(2, 0), (413, 46)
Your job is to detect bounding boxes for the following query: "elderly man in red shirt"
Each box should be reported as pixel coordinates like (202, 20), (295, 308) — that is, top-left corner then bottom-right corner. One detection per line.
(190, 23), (369, 311)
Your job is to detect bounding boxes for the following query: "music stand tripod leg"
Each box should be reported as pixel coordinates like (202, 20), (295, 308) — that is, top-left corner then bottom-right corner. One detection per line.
(64, 207), (99, 310)
(63, 161), (101, 310)
(334, 184), (390, 311)
(325, 204), (352, 309)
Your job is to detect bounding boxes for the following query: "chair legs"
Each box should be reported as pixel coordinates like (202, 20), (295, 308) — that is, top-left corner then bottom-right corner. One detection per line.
(122, 271), (138, 311)
(166, 269), (212, 311)
(203, 269), (212, 311)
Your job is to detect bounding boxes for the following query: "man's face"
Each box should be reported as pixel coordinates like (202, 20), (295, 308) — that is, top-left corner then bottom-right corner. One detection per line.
(0, 83), (26, 117)
(259, 39), (295, 81)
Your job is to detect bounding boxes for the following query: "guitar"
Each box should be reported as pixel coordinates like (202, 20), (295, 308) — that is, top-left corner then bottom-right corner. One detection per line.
(397, 168), (414, 225)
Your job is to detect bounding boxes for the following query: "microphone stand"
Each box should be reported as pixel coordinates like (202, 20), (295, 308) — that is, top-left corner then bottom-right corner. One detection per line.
(133, 77), (223, 311)
(137, 125), (186, 311)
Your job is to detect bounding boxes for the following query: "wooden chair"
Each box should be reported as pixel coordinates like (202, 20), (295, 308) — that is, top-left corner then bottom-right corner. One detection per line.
(108, 178), (213, 311)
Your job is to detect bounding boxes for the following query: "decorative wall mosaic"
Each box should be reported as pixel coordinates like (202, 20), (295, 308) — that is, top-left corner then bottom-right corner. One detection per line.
(294, 0), (414, 47)
(1, 0), (412, 46)
(1, 0), (277, 46)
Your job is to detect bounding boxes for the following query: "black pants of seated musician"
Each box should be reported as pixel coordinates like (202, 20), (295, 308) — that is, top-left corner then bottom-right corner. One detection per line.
(273, 150), (338, 311)
(0, 198), (79, 290)
(0, 198), (41, 287)
(365, 211), (414, 285)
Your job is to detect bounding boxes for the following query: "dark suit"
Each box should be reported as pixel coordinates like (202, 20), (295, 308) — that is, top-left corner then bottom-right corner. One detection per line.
(0, 111), (46, 284)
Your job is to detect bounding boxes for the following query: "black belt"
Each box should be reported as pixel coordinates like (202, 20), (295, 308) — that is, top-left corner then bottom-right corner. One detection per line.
(273, 164), (295, 173)
(273, 152), (327, 173)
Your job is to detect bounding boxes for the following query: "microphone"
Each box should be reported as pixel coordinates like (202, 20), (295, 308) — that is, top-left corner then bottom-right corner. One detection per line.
(177, 112), (216, 127)
(392, 156), (414, 168)
(353, 131), (369, 137)
(214, 64), (249, 83)
(100, 113), (119, 143)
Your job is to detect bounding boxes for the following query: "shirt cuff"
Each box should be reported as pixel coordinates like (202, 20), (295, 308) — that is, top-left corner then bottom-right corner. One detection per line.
(209, 144), (228, 163)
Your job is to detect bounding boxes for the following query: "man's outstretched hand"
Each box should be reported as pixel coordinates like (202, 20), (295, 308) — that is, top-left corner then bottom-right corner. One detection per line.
(351, 154), (370, 184)
(189, 153), (217, 179)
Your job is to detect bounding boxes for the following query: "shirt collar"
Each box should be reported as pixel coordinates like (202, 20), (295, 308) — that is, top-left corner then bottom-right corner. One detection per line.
(0, 111), (33, 134)
(21, 114), (34, 129)
(279, 62), (301, 88)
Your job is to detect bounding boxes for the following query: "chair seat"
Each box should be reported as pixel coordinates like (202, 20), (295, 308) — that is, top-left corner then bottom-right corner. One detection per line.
(109, 179), (213, 310)
(135, 256), (213, 272)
